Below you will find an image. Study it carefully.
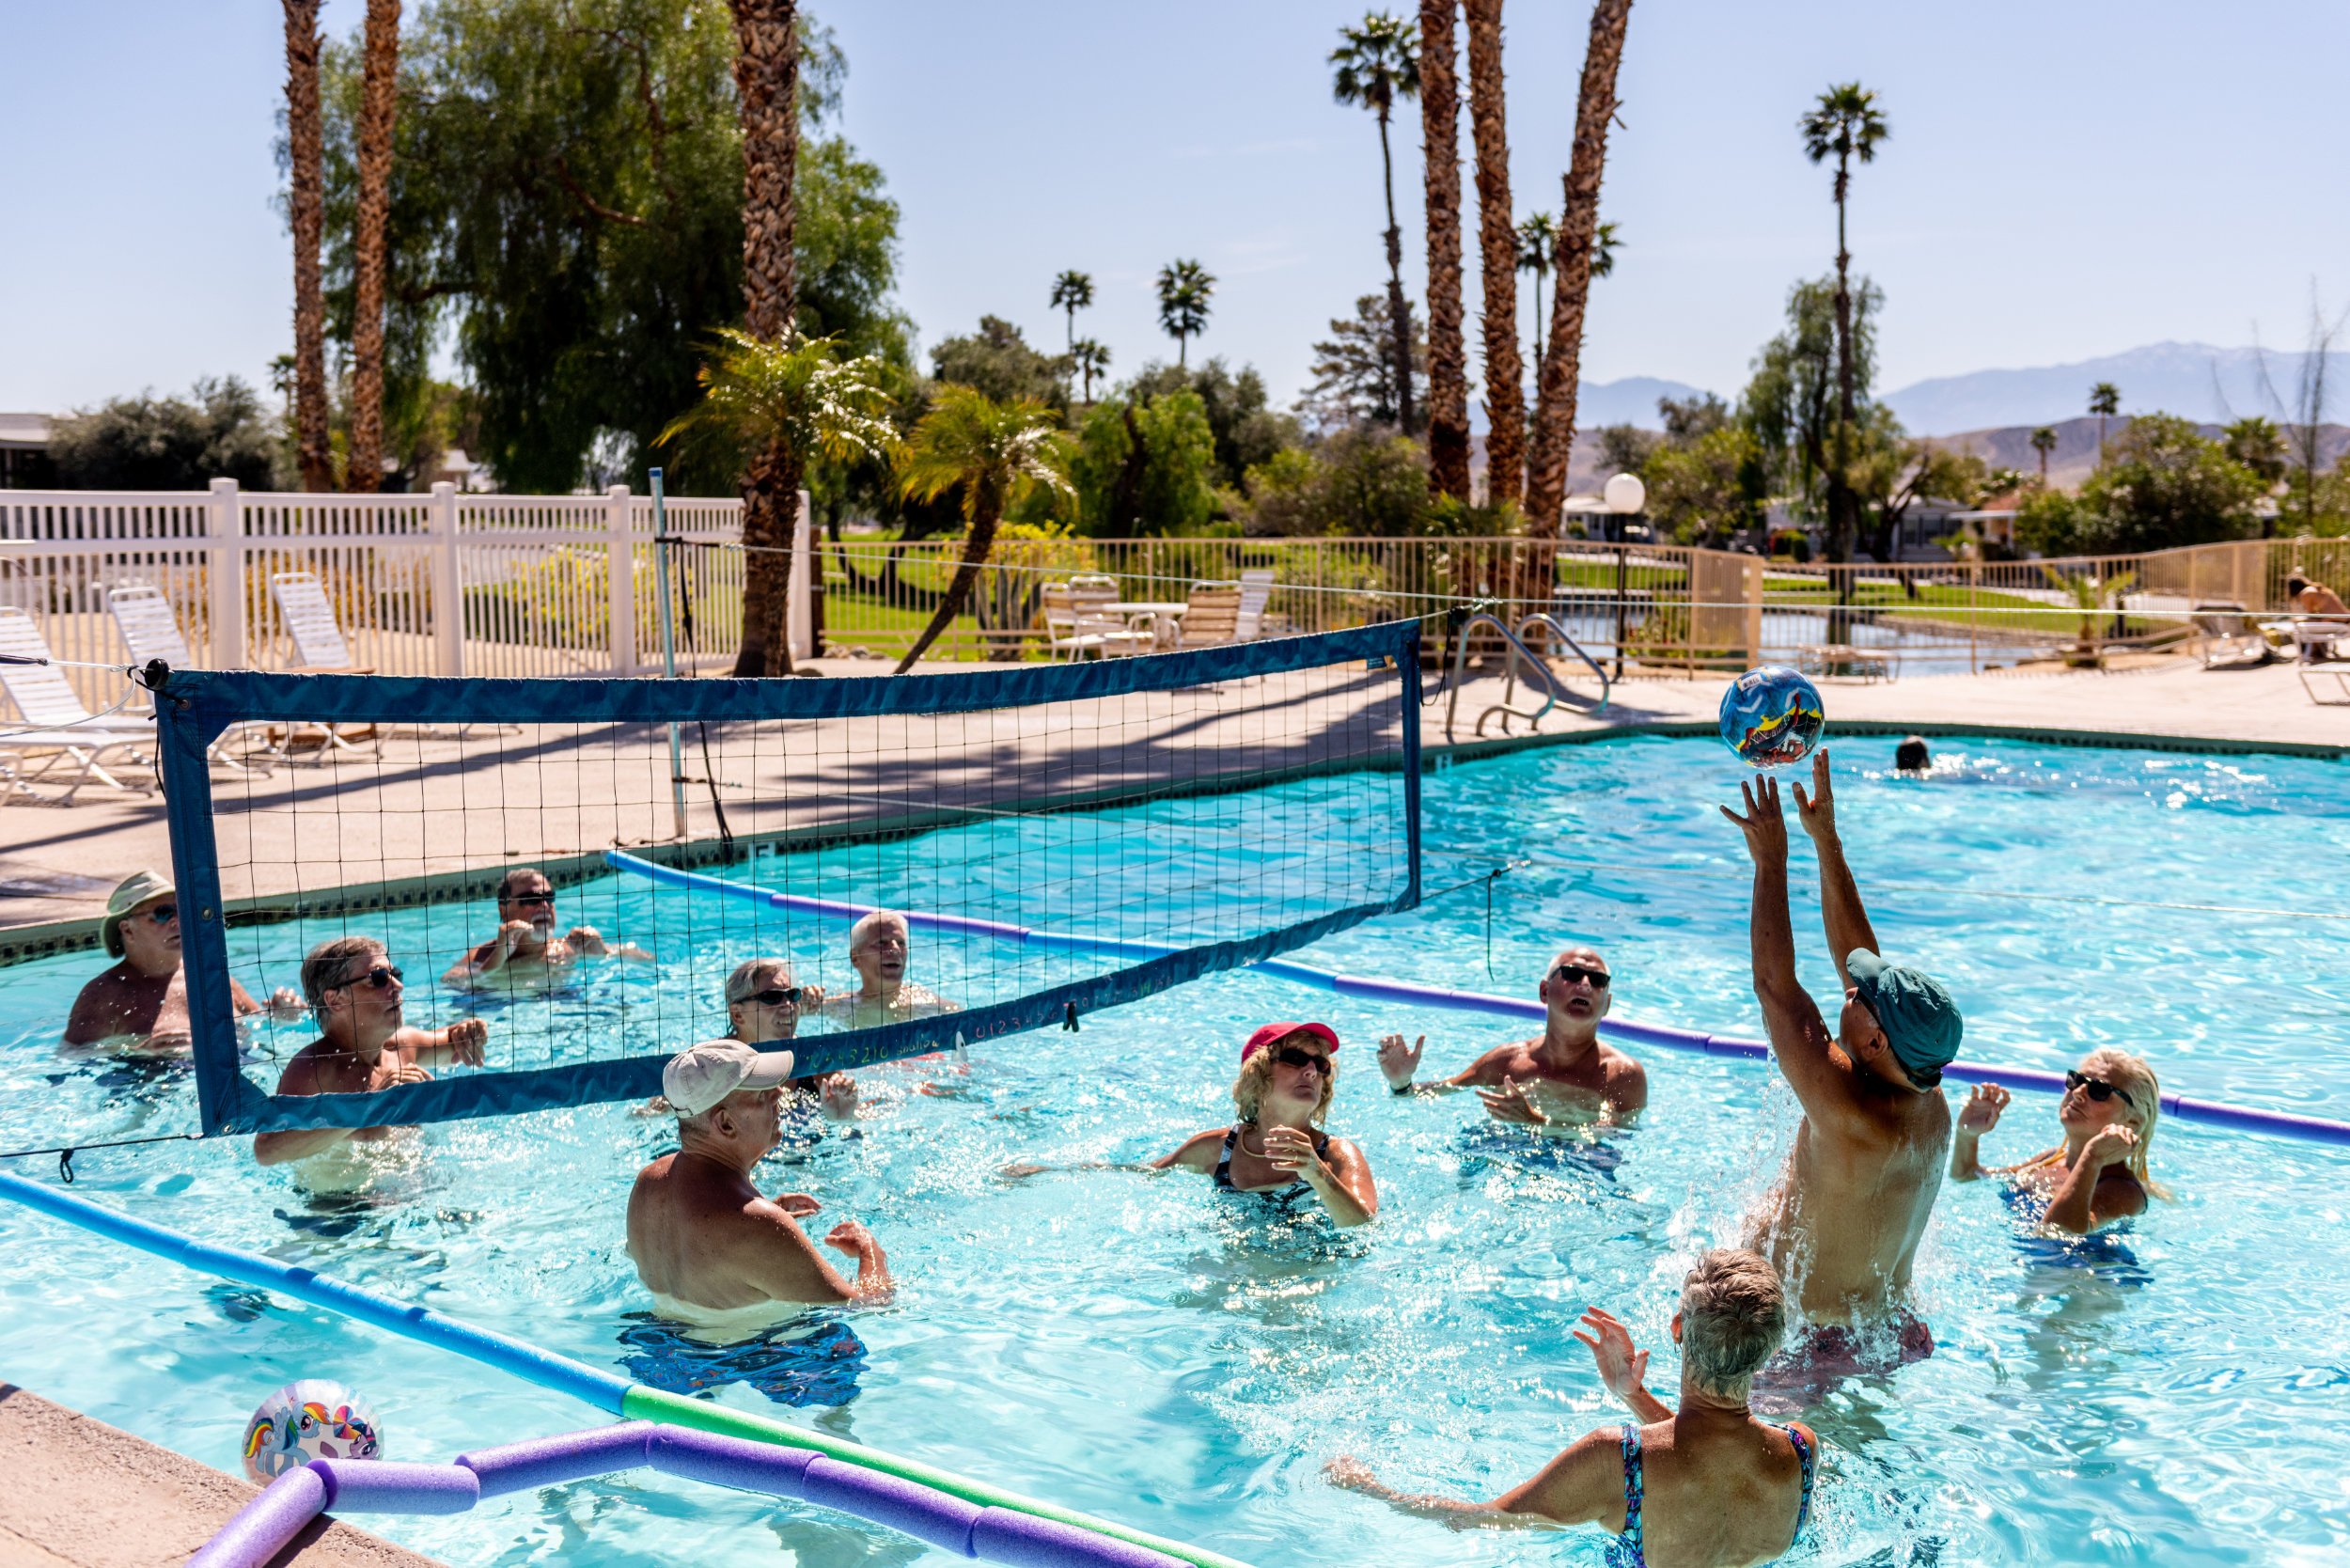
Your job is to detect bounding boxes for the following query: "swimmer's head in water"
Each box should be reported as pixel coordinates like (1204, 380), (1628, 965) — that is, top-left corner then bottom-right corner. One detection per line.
(725, 957), (805, 1042)
(1894, 736), (1931, 773)
(303, 936), (403, 1045)
(1539, 948), (1612, 1027)
(1673, 1248), (1788, 1397)
(1843, 949), (1961, 1090)
(101, 869), (176, 962)
(1235, 1023), (1340, 1125)
(665, 1038), (796, 1118)
(495, 868), (557, 934)
(848, 911), (910, 986)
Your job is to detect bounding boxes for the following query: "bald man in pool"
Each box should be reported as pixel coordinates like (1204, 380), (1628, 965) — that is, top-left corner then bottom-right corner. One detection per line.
(1376, 947), (1647, 1126)
(628, 1041), (894, 1327)
(1721, 748), (1961, 1375)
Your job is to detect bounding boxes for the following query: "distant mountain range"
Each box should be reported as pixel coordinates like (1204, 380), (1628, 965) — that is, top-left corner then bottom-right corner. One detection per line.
(1937, 414), (2350, 491)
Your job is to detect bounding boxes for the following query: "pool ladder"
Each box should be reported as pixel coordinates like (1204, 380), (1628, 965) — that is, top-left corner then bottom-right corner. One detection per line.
(1445, 611), (1611, 741)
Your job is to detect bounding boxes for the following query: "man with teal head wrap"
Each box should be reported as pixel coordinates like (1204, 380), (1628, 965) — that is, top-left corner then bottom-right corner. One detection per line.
(1719, 748), (1959, 1381)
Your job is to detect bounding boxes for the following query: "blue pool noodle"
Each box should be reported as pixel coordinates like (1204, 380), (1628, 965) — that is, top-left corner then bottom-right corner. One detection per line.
(604, 850), (2350, 1148)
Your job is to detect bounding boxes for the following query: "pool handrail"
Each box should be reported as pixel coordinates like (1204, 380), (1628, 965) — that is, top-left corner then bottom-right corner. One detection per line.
(605, 851), (2350, 1149)
(1444, 610), (1608, 742)
(0, 1170), (1259, 1568)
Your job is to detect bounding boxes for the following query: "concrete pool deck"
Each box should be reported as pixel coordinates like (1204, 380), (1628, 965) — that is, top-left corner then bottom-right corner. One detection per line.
(0, 1382), (443, 1567)
(0, 650), (2338, 947)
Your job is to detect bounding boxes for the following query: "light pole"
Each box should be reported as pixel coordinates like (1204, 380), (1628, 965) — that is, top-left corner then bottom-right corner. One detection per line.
(1604, 472), (1645, 678)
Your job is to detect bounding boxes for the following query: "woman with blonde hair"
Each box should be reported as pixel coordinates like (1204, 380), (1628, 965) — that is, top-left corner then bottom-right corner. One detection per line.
(1950, 1047), (2167, 1233)
(1152, 1022), (1378, 1227)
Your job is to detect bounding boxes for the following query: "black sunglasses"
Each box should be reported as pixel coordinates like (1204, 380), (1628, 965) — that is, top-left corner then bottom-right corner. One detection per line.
(1552, 964), (1611, 989)
(742, 986), (805, 1008)
(146, 903), (180, 926)
(2065, 1070), (2137, 1111)
(501, 891), (556, 907)
(336, 964), (404, 992)
(1274, 1046), (1331, 1074)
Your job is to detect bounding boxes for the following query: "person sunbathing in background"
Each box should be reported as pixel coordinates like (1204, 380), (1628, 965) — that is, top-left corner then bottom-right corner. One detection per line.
(1950, 1049), (2167, 1234)
(65, 870), (303, 1056)
(1328, 1249), (1818, 1568)
(1376, 947), (1646, 1128)
(444, 867), (650, 993)
(255, 936), (489, 1168)
(627, 1040), (893, 1326)
(821, 910), (958, 1027)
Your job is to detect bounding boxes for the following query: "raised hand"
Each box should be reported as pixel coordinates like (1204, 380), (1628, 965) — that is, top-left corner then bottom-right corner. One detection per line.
(1261, 1125), (1325, 1176)
(772, 1191), (822, 1217)
(1572, 1306), (1650, 1403)
(382, 1062), (433, 1088)
(1958, 1082), (2009, 1135)
(1792, 747), (1838, 842)
(566, 926), (609, 955)
(823, 1219), (876, 1258)
(1323, 1455), (1380, 1493)
(495, 918), (535, 955)
(801, 983), (826, 1013)
(1476, 1075), (1549, 1126)
(444, 1017), (489, 1066)
(1718, 776), (1791, 868)
(268, 986), (308, 1021)
(1376, 1032), (1425, 1090)
(2082, 1122), (2139, 1169)
(819, 1072), (859, 1118)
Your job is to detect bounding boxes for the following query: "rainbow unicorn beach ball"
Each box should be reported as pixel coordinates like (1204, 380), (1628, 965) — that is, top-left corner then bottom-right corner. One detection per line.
(241, 1380), (381, 1482)
(1718, 666), (1826, 769)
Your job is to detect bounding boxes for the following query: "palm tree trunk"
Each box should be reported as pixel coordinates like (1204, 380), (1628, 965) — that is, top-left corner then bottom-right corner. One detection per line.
(347, 0), (401, 494)
(1465, 0), (1521, 508)
(1375, 105), (1417, 435)
(1418, 0), (1469, 500)
(895, 490), (1001, 672)
(730, 0), (801, 676)
(1528, 261), (1546, 389)
(282, 0), (332, 493)
(1826, 151), (1858, 571)
(1525, 0), (1632, 530)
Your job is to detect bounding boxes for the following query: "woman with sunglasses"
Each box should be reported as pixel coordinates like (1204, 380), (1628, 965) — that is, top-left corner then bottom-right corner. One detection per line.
(1949, 1049), (2167, 1234)
(1150, 1023), (1378, 1228)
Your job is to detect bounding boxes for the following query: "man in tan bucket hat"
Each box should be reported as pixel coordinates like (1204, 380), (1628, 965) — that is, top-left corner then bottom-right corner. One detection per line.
(64, 870), (301, 1056)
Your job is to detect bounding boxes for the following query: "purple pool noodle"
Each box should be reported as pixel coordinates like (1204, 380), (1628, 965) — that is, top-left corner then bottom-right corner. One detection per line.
(799, 1455), (988, 1554)
(309, 1459), (481, 1515)
(186, 1466), (329, 1568)
(457, 1422), (655, 1497)
(647, 1427), (821, 1496)
(969, 1507), (1191, 1568)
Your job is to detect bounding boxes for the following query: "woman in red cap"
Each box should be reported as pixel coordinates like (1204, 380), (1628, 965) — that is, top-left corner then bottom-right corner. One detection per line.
(1151, 1023), (1379, 1227)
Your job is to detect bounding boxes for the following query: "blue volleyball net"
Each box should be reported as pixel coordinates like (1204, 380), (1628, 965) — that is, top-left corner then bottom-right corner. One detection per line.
(155, 622), (1423, 1135)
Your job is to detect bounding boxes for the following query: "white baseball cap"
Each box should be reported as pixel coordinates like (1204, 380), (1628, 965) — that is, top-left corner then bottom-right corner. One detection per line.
(661, 1039), (796, 1116)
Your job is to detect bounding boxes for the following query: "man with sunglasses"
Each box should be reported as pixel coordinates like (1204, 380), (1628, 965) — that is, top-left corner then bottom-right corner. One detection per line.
(1720, 748), (1961, 1370)
(444, 867), (650, 992)
(255, 936), (490, 1168)
(725, 957), (858, 1120)
(66, 870), (303, 1056)
(1376, 947), (1648, 1126)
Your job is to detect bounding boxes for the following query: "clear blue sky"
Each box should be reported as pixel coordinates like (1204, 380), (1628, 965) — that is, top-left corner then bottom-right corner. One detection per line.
(5, 0), (2345, 419)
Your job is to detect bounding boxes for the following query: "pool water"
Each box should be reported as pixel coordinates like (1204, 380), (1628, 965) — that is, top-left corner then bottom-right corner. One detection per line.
(3, 734), (2348, 1566)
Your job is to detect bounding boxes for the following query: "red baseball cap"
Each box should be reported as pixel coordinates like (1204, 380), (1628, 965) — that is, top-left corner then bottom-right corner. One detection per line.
(1242, 1022), (1340, 1062)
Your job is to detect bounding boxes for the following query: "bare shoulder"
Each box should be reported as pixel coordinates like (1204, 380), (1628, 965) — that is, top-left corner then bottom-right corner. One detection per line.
(272, 1042), (329, 1096)
(1598, 1044), (1649, 1101)
(1463, 1043), (1533, 1085)
(1496, 1424), (1627, 1525)
(1160, 1127), (1229, 1171)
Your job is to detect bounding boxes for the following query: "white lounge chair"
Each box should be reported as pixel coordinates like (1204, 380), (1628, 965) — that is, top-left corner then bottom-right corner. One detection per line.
(2294, 618), (2350, 704)
(1042, 579), (1152, 661)
(108, 584), (275, 773)
(1170, 581), (1244, 650)
(266, 572), (377, 760)
(2191, 603), (2271, 669)
(1235, 569), (1276, 641)
(0, 605), (155, 802)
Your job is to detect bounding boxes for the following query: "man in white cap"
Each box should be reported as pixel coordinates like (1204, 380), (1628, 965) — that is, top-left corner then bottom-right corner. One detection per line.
(65, 870), (301, 1055)
(627, 1040), (893, 1323)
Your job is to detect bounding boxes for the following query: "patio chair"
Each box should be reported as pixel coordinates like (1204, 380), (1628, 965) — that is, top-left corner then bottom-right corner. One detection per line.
(2294, 618), (2350, 704)
(1171, 582), (1245, 650)
(2190, 603), (2271, 669)
(1042, 582), (1152, 661)
(1235, 569), (1276, 641)
(0, 606), (155, 803)
(108, 584), (275, 773)
(266, 572), (378, 760)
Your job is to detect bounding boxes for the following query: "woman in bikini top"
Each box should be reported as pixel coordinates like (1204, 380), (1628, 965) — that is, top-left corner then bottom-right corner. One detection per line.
(1328, 1249), (1819, 1568)
(1152, 1022), (1378, 1228)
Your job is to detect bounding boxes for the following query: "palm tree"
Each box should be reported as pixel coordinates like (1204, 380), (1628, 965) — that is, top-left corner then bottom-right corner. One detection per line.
(1330, 11), (1422, 434)
(1591, 219), (1620, 278)
(347, 0), (402, 494)
(2088, 382), (2121, 465)
(281, 0), (332, 492)
(2029, 425), (2057, 485)
(728, 0), (803, 673)
(1525, 0), (1634, 528)
(2041, 565), (2136, 667)
(1515, 211), (1555, 384)
(1156, 259), (1214, 368)
(1418, 0), (1468, 498)
(1464, 0), (1520, 505)
(1071, 338), (1111, 406)
(1049, 271), (1094, 355)
(1799, 82), (1889, 565)
(891, 388), (1072, 672)
(659, 330), (897, 676)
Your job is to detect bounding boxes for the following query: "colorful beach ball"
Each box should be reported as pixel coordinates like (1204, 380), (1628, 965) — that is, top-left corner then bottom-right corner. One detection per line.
(1718, 666), (1826, 769)
(240, 1379), (381, 1482)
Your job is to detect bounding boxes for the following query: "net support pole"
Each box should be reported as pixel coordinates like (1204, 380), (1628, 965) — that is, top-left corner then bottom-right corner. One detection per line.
(648, 466), (688, 841)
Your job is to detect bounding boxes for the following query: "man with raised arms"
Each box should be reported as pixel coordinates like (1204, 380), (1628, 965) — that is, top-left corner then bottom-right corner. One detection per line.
(1376, 948), (1647, 1126)
(627, 1040), (893, 1325)
(820, 910), (958, 1029)
(1720, 748), (1960, 1368)
(443, 867), (650, 993)
(254, 936), (490, 1169)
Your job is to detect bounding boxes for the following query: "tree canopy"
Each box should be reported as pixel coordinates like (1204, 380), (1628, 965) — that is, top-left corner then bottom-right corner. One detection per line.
(929, 316), (1070, 410)
(1301, 293), (1427, 433)
(49, 379), (289, 491)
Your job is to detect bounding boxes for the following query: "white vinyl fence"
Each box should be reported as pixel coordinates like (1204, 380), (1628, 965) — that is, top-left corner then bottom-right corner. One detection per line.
(0, 481), (807, 709)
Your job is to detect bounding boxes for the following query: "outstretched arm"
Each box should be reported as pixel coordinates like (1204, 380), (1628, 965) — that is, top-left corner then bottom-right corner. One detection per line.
(1950, 1083), (2010, 1181)
(1722, 776), (1842, 1114)
(1794, 748), (1881, 989)
(1326, 1432), (1619, 1530)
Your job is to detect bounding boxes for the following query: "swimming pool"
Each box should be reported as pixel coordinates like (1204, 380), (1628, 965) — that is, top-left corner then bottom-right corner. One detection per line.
(3, 733), (2346, 1565)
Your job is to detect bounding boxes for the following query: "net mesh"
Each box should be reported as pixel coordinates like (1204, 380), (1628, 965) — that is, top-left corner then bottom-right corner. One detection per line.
(161, 624), (1421, 1133)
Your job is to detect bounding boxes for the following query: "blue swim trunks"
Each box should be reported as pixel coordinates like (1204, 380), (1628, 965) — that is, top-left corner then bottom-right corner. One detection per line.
(617, 1313), (868, 1408)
